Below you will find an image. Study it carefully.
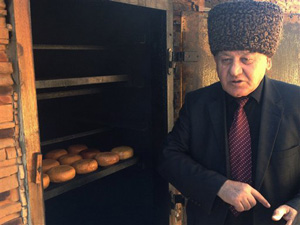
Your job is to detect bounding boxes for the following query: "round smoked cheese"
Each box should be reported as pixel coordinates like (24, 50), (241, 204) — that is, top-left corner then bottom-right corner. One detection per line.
(42, 159), (60, 173)
(47, 165), (76, 183)
(45, 149), (68, 160)
(67, 144), (88, 154)
(111, 146), (134, 160)
(80, 148), (101, 159)
(43, 173), (50, 189)
(58, 154), (82, 165)
(72, 159), (98, 174)
(95, 152), (120, 167)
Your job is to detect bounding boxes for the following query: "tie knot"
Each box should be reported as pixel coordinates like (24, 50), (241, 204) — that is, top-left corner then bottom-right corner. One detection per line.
(236, 97), (249, 108)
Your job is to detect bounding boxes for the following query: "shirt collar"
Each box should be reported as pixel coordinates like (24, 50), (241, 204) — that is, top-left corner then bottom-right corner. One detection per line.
(249, 76), (264, 104)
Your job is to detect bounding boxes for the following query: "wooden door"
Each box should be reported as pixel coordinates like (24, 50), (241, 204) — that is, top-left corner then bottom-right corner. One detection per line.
(7, 0), (174, 224)
(181, 10), (218, 93)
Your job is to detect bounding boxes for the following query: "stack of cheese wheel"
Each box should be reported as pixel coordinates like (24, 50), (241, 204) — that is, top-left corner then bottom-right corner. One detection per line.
(65, 144), (100, 174)
(80, 148), (101, 159)
(111, 146), (134, 160)
(43, 149), (68, 188)
(95, 152), (120, 167)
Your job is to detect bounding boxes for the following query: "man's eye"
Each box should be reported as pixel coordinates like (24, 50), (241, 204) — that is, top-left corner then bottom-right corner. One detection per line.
(241, 58), (253, 64)
(221, 58), (231, 63)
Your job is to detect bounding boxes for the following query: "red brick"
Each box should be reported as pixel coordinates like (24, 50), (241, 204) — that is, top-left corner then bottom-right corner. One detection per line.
(0, 190), (9, 201)
(0, 174), (19, 193)
(0, 10), (6, 16)
(0, 188), (19, 204)
(0, 17), (5, 28)
(0, 158), (17, 168)
(0, 74), (13, 86)
(0, 202), (22, 219)
(0, 62), (12, 74)
(0, 50), (8, 61)
(0, 95), (12, 105)
(0, 104), (13, 123)
(0, 148), (5, 161)
(0, 128), (14, 138)
(0, 39), (8, 44)
(0, 138), (15, 149)
(0, 213), (20, 225)
(3, 217), (24, 225)
(0, 0), (5, 9)
(5, 147), (16, 159)
(0, 28), (8, 39)
(0, 165), (18, 178)
(0, 86), (13, 96)
(0, 122), (15, 130)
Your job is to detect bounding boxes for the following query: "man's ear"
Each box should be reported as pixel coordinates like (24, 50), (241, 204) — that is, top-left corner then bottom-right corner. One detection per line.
(266, 57), (272, 71)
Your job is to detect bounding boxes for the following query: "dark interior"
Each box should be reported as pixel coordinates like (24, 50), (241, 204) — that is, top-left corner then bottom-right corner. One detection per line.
(30, 0), (169, 224)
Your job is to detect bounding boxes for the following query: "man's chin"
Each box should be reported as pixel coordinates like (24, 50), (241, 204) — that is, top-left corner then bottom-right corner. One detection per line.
(227, 90), (251, 98)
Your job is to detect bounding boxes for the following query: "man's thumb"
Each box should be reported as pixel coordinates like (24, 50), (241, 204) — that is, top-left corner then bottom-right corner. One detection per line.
(272, 206), (287, 221)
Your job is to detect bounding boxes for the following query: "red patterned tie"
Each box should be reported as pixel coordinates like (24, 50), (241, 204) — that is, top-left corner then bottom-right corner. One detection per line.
(228, 97), (252, 216)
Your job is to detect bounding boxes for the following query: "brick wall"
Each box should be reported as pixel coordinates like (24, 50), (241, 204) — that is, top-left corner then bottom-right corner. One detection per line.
(0, 1), (27, 225)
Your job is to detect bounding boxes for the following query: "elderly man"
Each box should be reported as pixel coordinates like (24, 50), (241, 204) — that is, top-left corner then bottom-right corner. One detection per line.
(158, 1), (300, 225)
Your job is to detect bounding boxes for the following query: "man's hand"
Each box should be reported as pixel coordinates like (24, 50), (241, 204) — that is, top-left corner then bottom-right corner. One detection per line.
(217, 180), (271, 212)
(272, 205), (298, 225)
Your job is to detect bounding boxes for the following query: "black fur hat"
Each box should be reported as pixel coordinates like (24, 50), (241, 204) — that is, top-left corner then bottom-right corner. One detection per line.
(208, 1), (283, 57)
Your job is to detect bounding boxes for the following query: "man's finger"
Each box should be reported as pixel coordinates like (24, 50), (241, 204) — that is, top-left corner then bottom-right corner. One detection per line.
(272, 207), (287, 221)
(251, 188), (271, 208)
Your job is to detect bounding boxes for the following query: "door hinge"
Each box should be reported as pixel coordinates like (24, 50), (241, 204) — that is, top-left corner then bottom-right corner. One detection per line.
(170, 192), (186, 209)
(167, 49), (200, 74)
(170, 192), (186, 222)
(174, 51), (199, 62)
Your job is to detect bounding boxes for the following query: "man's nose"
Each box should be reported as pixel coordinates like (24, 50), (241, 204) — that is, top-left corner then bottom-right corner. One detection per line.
(229, 60), (242, 76)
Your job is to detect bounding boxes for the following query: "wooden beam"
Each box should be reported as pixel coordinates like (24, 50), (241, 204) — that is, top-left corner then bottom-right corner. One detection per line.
(36, 88), (102, 100)
(33, 44), (106, 50)
(40, 128), (111, 147)
(9, 0), (45, 224)
(35, 75), (129, 89)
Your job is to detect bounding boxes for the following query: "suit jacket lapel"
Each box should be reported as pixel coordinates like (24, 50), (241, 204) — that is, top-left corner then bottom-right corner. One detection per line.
(208, 85), (230, 177)
(255, 77), (283, 190)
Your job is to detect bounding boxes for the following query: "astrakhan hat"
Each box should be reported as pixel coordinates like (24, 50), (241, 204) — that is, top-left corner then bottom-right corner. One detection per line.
(207, 1), (283, 57)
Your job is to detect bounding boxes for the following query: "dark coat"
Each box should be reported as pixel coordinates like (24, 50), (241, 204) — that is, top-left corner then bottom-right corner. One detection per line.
(158, 76), (300, 225)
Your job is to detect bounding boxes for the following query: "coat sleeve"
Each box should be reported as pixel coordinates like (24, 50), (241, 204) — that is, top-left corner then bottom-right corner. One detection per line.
(286, 193), (300, 212)
(157, 93), (228, 214)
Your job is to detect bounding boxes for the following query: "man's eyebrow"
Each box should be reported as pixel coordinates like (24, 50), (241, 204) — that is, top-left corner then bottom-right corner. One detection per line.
(218, 53), (232, 57)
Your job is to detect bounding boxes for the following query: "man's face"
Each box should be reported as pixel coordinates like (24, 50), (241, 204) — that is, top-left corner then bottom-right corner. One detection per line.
(214, 51), (272, 97)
